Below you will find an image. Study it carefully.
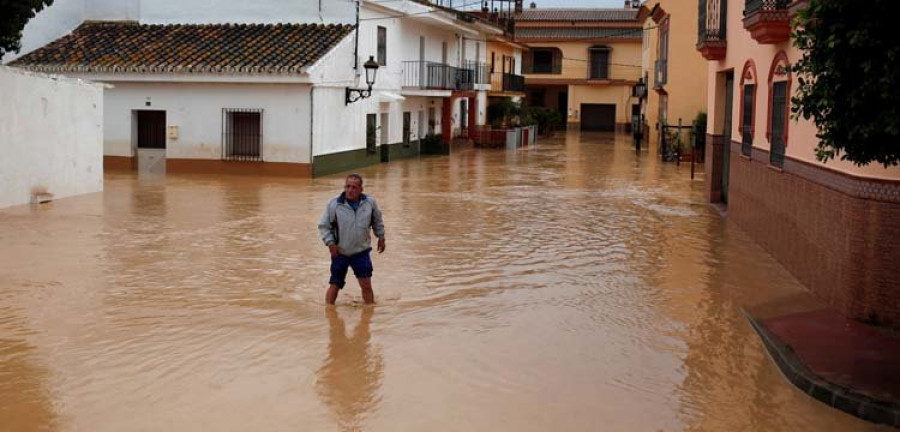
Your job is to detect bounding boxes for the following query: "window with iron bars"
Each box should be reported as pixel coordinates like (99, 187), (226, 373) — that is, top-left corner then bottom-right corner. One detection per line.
(222, 108), (263, 161)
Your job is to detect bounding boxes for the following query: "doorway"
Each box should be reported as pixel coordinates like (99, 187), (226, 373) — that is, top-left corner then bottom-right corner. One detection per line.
(722, 73), (734, 204)
(135, 110), (166, 174)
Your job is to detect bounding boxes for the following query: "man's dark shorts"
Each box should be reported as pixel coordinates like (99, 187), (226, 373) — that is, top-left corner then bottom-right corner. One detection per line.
(329, 248), (373, 289)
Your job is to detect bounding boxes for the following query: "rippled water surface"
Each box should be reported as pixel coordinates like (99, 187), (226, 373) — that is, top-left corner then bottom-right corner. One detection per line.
(0, 132), (888, 431)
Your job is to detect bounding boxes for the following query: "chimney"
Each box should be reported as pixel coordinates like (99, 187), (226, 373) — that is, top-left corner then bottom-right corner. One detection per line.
(624, 0), (631, 7)
(515, 0), (523, 13)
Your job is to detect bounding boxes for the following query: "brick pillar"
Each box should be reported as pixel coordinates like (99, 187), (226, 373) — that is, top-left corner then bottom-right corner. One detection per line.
(467, 96), (477, 140)
(442, 97), (453, 144)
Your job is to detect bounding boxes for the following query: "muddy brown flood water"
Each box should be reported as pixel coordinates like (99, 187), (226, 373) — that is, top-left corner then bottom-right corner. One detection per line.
(0, 132), (889, 431)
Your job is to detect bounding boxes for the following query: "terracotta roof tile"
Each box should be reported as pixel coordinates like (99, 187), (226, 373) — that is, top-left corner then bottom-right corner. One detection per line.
(516, 27), (642, 40)
(516, 8), (639, 22)
(10, 21), (354, 74)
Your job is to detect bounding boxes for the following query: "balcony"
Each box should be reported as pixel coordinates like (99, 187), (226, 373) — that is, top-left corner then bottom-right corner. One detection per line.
(743, 0), (791, 44)
(464, 60), (491, 86)
(490, 72), (525, 93)
(654, 59), (667, 89)
(697, 0), (727, 60)
(402, 61), (477, 91)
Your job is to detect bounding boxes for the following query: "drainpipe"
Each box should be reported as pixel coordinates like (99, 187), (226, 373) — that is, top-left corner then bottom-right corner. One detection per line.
(310, 87), (315, 176)
(354, 0), (360, 71)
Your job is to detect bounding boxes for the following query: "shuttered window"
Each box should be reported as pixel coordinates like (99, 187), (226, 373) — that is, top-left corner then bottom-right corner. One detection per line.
(741, 84), (755, 156)
(770, 82), (787, 168)
(377, 26), (387, 65)
(589, 47), (610, 79)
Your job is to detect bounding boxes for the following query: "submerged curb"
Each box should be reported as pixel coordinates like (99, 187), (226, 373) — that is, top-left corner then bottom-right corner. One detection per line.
(743, 310), (900, 428)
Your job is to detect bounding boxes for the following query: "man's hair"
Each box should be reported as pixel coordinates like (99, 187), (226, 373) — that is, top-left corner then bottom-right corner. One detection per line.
(346, 173), (364, 187)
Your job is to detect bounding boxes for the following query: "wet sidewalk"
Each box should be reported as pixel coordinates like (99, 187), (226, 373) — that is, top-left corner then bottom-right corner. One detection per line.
(745, 293), (900, 427)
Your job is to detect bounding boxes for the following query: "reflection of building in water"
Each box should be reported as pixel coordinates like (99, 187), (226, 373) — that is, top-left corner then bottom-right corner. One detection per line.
(316, 307), (383, 431)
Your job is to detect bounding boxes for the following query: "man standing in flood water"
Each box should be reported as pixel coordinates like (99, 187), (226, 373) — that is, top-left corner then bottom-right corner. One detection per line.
(318, 173), (386, 305)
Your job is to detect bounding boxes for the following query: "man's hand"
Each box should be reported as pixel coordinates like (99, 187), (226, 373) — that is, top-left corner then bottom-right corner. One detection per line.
(328, 244), (339, 258)
(377, 238), (386, 254)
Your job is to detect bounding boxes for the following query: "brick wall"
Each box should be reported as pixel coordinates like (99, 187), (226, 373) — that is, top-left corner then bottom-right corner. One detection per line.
(724, 140), (900, 328)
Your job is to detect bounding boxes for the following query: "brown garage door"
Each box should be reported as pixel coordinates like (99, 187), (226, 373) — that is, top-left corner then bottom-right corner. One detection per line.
(580, 104), (616, 132)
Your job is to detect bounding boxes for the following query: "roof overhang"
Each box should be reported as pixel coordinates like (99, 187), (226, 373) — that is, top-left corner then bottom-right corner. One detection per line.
(44, 72), (314, 84)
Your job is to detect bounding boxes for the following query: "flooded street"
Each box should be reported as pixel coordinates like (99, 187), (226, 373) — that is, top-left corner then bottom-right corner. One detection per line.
(0, 131), (887, 431)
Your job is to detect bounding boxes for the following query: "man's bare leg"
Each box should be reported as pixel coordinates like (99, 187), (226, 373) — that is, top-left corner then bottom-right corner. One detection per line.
(358, 278), (375, 304)
(326, 284), (340, 305)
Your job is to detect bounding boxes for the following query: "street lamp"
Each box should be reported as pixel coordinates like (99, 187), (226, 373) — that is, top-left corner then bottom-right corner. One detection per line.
(632, 77), (647, 101)
(345, 56), (380, 105)
(632, 77), (647, 152)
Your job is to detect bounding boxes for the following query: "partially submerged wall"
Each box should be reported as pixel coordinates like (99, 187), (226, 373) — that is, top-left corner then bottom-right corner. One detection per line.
(0, 66), (104, 208)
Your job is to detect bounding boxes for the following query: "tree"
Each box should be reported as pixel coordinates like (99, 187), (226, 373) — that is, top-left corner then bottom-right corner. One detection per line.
(792, 0), (899, 167)
(0, 0), (54, 57)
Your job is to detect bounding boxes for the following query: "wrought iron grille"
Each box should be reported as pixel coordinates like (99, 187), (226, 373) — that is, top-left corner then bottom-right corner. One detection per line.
(222, 108), (263, 161)
(741, 84), (755, 156)
(769, 82), (788, 168)
(502, 73), (525, 92)
(744, 0), (790, 16)
(698, 0), (728, 43)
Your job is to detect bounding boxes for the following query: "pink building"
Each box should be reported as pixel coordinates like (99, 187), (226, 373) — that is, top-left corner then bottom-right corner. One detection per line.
(699, 0), (900, 328)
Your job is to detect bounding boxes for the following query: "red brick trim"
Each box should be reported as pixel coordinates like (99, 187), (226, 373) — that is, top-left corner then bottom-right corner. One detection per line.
(766, 51), (791, 146)
(730, 139), (900, 204)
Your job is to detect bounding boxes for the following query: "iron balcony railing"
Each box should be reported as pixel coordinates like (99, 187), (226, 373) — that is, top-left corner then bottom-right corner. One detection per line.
(402, 61), (477, 91)
(464, 60), (490, 85)
(744, 0), (790, 16)
(654, 59), (667, 88)
(502, 73), (525, 92)
(698, 0), (727, 43)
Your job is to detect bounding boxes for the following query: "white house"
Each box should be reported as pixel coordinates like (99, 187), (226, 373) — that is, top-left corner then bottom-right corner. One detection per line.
(7, 0), (502, 177)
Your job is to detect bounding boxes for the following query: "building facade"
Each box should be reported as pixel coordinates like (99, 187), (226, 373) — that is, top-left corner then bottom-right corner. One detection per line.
(7, 0), (499, 177)
(515, 5), (643, 132)
(638, 0), (709, 152)
(698, 0), (900, 327)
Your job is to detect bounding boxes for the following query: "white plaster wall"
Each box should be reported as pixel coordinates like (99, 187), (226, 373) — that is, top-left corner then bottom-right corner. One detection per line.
(1, 0), (85, 64)
(101, 82), (311, 163)
(0, 67), (103, 208)
(313, 88), (442, 156)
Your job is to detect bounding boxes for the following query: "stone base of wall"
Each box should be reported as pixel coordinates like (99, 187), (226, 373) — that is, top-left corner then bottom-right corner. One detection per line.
(312, 142), (421, 178)
(104, 156), (311, 177)
(711, 138), (900, 328)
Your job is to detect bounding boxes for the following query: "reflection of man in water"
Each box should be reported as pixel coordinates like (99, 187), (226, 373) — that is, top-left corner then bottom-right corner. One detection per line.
(316, 307), (383, 430)
(318, 174), (386, 305)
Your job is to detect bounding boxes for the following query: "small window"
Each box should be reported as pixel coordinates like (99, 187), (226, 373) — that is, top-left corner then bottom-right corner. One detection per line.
(223, 108), (262, 161)
(532, 49), (554, 74)
(377, 26), (387, 66)
(741, 84), (755, 156)
(770, 82), (788, 168)
(589, 47), (610, 80)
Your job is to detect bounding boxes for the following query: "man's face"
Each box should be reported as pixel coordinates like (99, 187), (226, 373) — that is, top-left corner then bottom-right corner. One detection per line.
(344, 177), (363, 201)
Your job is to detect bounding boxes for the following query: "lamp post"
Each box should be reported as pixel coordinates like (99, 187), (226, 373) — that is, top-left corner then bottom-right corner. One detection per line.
(632, 77), (647, 152)
(345, 56), (380, 105)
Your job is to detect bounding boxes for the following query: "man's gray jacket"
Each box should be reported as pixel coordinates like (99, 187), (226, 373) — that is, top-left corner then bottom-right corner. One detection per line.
(318, 193), (385, 256)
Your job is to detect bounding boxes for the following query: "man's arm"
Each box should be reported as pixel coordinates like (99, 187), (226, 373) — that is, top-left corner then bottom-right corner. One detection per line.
(317, 202), (337, 246)
(371, 198), (386, 253)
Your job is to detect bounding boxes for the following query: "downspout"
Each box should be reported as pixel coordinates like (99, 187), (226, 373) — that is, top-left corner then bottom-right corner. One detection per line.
(310, 87), (315, 176)
(354, 0), (360, 71)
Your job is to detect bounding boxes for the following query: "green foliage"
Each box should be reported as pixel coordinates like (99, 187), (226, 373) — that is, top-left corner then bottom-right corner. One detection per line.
(0, 0), (54, 56)
(522, 107), (562, 135)
(792, 0), (899, 167)
(693, 111), (707, 149)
